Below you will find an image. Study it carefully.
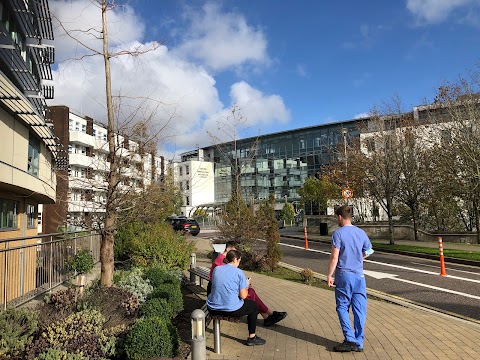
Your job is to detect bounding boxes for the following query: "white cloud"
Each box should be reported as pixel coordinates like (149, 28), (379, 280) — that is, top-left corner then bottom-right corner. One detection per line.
(48, 0), (289, 158)
(50, 0), (145, 63)
(354, 112), (370, 119)
(406, 0), (478, 24)
(174, 2), (270, 72)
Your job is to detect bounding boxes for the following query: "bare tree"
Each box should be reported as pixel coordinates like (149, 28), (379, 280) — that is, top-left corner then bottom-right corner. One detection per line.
(350, 98), (405, 244)
(51, 0), (174, 285)
(425, 70), (480, 242)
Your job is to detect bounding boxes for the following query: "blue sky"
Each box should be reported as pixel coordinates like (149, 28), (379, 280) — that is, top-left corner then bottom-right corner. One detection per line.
(49, 0), (480, 158)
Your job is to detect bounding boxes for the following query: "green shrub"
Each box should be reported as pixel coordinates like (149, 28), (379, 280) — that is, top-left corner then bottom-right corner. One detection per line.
(36, 348), (95, 360)
(148, 283), (183, 315)
(128, 222), (195, 269)
(65, 249), (95, 275)
(0, 307), (38, 358)
(28, 309), (115, 360)
(140, 298), (174, 319)
(113, 268), (153, 303)
(143, 266), (182, 289)
(124, 316), (173, 360)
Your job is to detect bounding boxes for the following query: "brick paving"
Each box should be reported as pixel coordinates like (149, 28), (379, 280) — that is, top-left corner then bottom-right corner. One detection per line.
(189, 236), (480, 360)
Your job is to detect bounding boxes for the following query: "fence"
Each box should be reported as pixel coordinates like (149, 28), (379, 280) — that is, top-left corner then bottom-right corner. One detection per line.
(0, 231), (101, 310)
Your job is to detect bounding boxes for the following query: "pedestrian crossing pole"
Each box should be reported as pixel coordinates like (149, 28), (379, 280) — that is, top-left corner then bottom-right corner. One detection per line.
(304, 226), (309, 250)
(438, 237), (447, 276)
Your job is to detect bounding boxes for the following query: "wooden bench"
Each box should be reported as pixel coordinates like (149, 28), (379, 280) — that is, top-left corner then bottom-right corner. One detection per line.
(188, 265), (243, 354)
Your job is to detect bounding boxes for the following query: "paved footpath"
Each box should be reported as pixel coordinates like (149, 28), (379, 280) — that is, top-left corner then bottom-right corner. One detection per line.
(189, 237), (480, 360)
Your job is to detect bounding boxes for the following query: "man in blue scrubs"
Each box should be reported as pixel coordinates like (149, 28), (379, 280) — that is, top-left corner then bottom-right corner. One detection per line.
(327, 205), (373, 352)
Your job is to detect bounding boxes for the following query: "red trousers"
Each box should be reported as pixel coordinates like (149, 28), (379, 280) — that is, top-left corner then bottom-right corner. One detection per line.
(247, 287), (269, 314)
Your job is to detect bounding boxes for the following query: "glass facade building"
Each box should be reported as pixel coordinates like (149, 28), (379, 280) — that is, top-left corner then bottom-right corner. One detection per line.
(183, 119), (361, 209)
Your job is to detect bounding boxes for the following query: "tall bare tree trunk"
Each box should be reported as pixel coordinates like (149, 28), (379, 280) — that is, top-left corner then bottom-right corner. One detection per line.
(100, 0), (117, 286)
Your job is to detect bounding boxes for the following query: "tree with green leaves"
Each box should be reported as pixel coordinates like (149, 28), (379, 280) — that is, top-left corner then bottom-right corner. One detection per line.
(280, 202), (295, 225)
(258, 194), (282, 271)
(298, 176), (340, 215)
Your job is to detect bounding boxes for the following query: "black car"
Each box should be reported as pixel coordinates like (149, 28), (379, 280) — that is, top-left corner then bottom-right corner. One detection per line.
(166, 216), (200, 236)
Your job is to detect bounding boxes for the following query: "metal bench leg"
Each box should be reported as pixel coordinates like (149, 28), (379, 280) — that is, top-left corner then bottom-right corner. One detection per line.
(213, 318), (221, 354)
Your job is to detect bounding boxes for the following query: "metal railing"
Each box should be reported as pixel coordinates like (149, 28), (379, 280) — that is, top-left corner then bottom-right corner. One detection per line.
(0, 231), (101, 310)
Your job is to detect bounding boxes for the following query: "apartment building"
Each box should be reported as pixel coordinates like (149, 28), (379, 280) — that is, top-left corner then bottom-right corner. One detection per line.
(42, 106), (165, 232)
(0, 0), (64, 303)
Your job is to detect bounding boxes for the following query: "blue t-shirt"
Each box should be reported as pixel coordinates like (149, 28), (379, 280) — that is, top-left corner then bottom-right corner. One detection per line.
(332, 225), (372, 275)
(207, 264), (248, 312)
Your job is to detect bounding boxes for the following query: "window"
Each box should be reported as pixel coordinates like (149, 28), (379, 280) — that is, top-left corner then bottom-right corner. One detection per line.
(186, 165), (190, 175)
(81, 124), (86, 133)
(69, 119), (73, 131)
(75, 122), (80, 131)
(68, 144), (72, 154)
(179, 167), (183, 176)
(28, 134), (40, 176)
(27, 204), (36, 228)
(0, 198), (18, 229)
(186, 180), (190, 190)
(299, 139), (305, 149)
(103, 133), (107, 141)
(186, 196), (190, 205)
(93, 128), (96, 137)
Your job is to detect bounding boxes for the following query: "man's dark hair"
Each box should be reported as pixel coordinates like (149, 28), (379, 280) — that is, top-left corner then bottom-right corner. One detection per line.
(225, 249), (242, 263)
(335, 205), (352, 219)
(226, 241), (237, 250)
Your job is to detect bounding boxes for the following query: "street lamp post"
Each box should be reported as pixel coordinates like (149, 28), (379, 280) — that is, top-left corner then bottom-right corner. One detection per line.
(342, 128), (349, 204)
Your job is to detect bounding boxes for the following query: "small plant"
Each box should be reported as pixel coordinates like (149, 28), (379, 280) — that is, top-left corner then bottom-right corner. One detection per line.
(28, 309), (115, 359)
(124, 316), (174, 360)
(113, 267), (153, 303)
(0, 307), (38, 358)
(66, 249), (95, 275)
(45, 288), (78, 312)
(300, 268), (314, 285)
(143, 266), (182, 289)
(36, 348), (91, 359)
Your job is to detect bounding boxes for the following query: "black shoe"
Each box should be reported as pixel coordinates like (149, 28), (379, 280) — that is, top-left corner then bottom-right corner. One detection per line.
(273, 311), (287, 317)
(264, 312), (287, 327)
(246, 335), (266, 346)
(333, 340), (362, 352)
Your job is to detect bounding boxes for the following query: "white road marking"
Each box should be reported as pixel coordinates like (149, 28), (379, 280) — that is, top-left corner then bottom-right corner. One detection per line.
(363, 270), (480, 300)
(278, 240), (480, 285)
(410, 261), (480, 276)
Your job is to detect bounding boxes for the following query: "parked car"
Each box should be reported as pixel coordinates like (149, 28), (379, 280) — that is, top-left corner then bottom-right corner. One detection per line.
(166, 216), (200, 236)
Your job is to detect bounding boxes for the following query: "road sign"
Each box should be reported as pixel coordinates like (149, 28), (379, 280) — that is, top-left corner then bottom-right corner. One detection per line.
(342, 188), (353, 199)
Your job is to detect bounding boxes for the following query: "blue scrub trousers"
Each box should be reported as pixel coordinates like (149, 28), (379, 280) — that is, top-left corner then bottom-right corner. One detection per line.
(334, 271), (367, 348)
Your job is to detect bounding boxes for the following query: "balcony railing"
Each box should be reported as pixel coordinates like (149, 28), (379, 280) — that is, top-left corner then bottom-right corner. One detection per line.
(0, 231), (101, 310)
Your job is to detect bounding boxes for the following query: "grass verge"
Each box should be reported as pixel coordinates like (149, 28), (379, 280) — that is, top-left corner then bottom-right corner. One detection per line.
(371, 242), (480, 261)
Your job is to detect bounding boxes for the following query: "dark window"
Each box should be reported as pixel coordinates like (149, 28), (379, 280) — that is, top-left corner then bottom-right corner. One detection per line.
(27, 204), (36, 228)
(28, 134), (40, 176)
(0, 198), (18, 229)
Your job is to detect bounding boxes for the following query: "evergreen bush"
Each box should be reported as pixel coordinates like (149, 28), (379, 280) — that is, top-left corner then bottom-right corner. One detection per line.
(140, 298), (174, 319)
(143, 265), (181, 289)
(65, 249), (95, 275)
(124, 316), (173, 360)
(0, 307), (38, 358)
(148, 283), (183, 314)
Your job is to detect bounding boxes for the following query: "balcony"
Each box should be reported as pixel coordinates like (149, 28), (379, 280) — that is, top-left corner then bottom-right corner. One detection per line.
(69, 153), (92, 167)
(70, 131), (95, 147)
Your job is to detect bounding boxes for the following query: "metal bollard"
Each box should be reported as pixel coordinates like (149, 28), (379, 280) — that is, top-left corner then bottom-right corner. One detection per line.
(190, 253), (197, 283)
(191, 309), (206, 360)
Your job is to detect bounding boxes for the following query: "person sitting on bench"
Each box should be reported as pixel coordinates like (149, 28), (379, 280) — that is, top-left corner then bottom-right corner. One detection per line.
(208, 241), (287, 327)
(207, 250), (266, 346)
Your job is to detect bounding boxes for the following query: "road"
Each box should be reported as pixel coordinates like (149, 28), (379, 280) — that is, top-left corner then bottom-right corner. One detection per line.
(278, 236), (480, 321)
